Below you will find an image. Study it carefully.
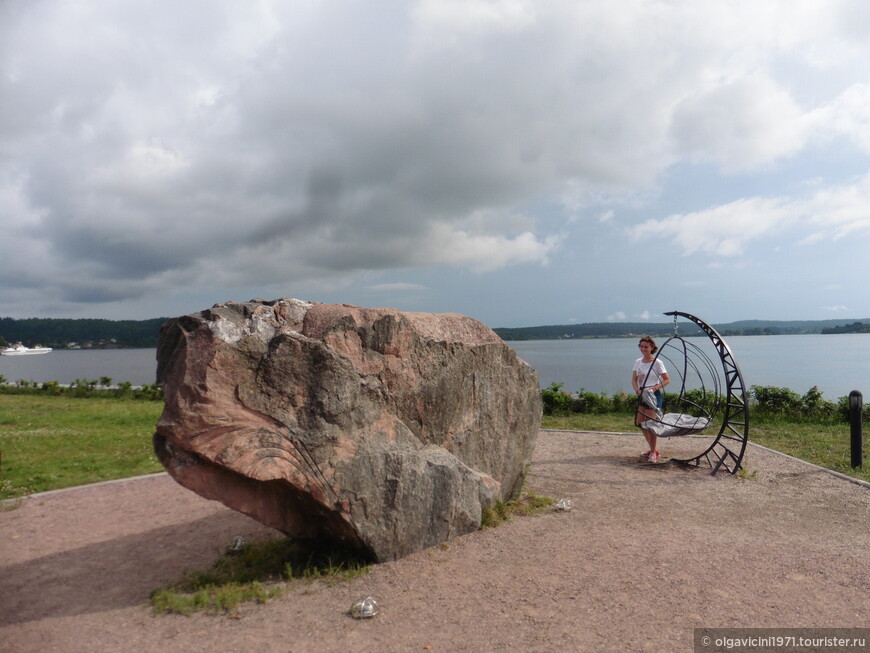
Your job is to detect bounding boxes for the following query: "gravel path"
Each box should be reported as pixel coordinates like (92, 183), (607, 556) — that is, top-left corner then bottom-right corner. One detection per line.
(2, 430), (868, 652)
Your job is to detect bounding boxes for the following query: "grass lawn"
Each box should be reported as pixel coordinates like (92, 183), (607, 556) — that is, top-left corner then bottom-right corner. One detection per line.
(0, 395), (163, 500)
(2, 394), (867, 501)
(541, 413), (632, 433)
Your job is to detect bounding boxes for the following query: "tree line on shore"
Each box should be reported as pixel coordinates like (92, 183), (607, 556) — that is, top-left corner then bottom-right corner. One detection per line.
(0, 317), (167, 349)
(4, 315), (870, 348)
(494, 317), (870, 340)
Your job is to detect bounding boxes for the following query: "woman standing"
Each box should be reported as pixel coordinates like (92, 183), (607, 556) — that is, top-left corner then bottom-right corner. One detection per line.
(632, 336), (670, 463)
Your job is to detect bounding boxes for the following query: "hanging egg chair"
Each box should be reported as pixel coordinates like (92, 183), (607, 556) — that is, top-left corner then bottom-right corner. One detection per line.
(636, 311), (749, 475)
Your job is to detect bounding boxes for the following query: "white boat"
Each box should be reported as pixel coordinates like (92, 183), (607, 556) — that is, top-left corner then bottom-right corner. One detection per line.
(1, 343), (53, 356)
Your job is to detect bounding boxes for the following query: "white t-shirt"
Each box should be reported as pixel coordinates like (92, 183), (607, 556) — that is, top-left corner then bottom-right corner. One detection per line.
(633, 357), (667, 389)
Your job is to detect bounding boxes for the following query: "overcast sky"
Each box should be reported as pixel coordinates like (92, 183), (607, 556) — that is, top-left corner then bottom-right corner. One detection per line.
(3, 1), (870, 327)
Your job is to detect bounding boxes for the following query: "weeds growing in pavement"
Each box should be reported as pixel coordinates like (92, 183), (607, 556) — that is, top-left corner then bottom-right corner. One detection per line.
(480, 490), (555, 528)
(150, 536), (373, 616)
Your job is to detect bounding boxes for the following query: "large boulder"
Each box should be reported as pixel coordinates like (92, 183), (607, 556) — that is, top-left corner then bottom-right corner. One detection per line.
(153, 298), (541, 561)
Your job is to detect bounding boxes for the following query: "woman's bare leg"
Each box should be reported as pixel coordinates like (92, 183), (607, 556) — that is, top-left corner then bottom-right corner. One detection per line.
(637, 406), (659, 459)
(646, 431), (658, 458)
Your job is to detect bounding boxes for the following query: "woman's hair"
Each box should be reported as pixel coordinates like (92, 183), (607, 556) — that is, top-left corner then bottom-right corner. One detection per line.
(638, 336), (658, 354)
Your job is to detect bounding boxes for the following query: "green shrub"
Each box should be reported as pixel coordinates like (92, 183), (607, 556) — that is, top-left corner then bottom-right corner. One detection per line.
(611, 392), (637, 413)
(751, 385), (803, 416)
(678, 388), (721, 416)
(541, 382), (574, 416)
(801, 386), (837, 419)
(0, 379), (162, 401)
(541, 382), (862, 424)
(40, 381), (63, 395)
(574, 390), (613, 414)
(751, 385), (846, 422)
(836, 394), (870, 423)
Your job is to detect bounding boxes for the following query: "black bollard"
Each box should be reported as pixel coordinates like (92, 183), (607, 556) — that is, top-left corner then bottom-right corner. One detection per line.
(849, 390), (863, 468)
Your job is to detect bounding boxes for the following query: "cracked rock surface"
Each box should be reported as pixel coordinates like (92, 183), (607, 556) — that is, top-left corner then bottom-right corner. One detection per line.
(153, 298), (541, 561)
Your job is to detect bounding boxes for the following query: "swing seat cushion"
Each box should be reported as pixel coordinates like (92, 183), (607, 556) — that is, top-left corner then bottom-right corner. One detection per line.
(646, 414), (710, 437)
(640, 388), (659, 410)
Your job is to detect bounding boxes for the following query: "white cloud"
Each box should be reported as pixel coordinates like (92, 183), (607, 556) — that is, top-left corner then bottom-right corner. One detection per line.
(630, 198), (793, 257)
(810, 84), (870, 151)
(631, 170), (870, 259)
(800, 172), (870, 240)
(91, 141), (190, 191)
(607, 312), (627, 322)
(424, 226), (560, 272)
(670, 75), (809, 172)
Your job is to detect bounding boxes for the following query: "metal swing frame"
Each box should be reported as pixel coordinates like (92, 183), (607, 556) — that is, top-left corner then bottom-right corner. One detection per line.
(639, 311), (750, 475)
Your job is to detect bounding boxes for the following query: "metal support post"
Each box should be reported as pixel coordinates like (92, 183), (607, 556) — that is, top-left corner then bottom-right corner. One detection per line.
(849, 390), (863, 468)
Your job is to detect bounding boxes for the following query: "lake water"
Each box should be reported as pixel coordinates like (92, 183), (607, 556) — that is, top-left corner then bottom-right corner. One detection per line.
(510, 334), (870, 401)
(0, 349), (159, 386)
(1, 334), (867, 400)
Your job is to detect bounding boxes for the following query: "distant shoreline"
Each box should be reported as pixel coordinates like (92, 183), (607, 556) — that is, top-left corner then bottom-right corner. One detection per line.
(5, 315), (870, 347)
(494, 317), (870, 341)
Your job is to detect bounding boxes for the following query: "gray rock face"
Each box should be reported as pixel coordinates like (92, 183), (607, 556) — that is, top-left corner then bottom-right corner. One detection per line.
(153, 298), (541, 561)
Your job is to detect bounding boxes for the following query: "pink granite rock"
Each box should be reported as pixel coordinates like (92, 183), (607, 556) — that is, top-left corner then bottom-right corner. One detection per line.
(154, 298), (540, 561)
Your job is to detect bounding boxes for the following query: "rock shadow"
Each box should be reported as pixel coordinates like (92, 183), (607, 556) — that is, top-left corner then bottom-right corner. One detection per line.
(0, 512), (276, 626)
